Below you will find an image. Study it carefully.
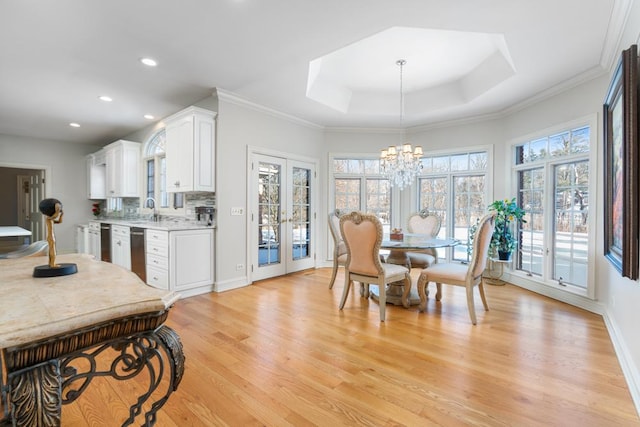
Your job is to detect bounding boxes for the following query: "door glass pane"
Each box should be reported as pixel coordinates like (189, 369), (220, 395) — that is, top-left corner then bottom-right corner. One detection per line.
(553, 161), (589, 287)
(518, 168), (544, 276)
(291, 167), (311, 261)
(258, 162), (281, 266)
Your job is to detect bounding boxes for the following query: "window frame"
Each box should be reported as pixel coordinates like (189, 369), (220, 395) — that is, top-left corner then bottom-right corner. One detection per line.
(412, 145), (493, 263)
(142, 128), (185, 216)
(509, 115), (597, 299)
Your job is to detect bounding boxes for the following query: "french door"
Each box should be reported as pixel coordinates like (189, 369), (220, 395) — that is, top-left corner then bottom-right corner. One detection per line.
(17, 171), (45, 243)
(250, 153), (316, 281)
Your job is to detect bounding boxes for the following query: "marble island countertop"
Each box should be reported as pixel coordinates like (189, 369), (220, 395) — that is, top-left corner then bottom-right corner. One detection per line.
(90, 218), (216, 231)
(0, 253), (180, 348)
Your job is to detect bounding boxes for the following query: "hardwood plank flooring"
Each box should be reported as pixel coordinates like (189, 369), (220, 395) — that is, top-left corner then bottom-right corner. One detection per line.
(47, 268), (640, 425)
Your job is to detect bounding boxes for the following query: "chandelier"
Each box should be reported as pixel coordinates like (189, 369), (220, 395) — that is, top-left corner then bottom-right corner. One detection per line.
(380, 59), (423, 190)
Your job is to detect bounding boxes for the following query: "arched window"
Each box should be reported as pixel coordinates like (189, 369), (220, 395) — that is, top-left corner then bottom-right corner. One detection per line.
(143, 129), (183, 213)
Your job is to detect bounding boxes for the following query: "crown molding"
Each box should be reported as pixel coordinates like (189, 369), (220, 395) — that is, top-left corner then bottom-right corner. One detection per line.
(600, 0), (635, 73)
(215, 88), (323, 130)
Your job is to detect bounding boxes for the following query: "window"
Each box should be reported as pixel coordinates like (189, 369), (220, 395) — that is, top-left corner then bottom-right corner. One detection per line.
(417, 150), (489, 261)
(143, 129), (183, 214)
(513, 122), (594, 295)
(332, 158), (391, 232)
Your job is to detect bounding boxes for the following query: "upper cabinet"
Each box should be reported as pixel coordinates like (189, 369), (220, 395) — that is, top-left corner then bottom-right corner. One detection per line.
(86, 151), (106, 200)
(104, 140), (141, 198)
(165, 106), (216, 193)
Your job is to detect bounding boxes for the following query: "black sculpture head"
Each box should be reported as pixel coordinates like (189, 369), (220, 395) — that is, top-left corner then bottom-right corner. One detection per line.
(39, 198), (62, 218)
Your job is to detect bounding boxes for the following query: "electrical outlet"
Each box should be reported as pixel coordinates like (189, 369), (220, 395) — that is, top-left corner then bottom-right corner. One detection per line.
(236, 263), (244, 271)
(231, 207), (244, 216)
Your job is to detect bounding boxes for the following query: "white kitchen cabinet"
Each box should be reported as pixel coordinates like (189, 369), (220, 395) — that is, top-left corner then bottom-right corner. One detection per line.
(86, 152), (106, 199)
(146, 229), (169, 290)
(111, 225), (131, 270)
(144, 228), (214, 292)
(170, 229), (214, 291)
(105, 140), (141, 198)
(165, 106), (216, 193)
(88, 221), (101, 260)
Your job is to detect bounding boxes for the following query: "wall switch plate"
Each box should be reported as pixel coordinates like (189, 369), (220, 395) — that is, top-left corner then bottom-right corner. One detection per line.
(231, 207), (244, 216)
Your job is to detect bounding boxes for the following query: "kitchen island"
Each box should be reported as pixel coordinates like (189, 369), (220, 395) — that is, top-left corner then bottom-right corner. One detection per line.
(0, 253), (184, 426)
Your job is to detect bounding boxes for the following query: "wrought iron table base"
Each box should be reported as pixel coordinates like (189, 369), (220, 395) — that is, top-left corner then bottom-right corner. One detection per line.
(1, 314), (184, 427)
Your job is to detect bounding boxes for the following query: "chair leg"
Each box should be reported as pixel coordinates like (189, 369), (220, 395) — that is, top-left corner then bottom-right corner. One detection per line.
(417, 273), (428, 312)
(329, 262), (339, 289)
(378, 282), (386, 322)
(401, 272), (412, 308)
(466, 285), (477, 325)
(339, 274), (352, 310)
(359, 282), (370, 297)
(478, 280), (489, 311)
(435, 283), (442, 301)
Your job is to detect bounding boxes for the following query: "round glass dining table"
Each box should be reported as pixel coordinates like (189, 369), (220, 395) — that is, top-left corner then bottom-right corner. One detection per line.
(371, 234), (460, 307)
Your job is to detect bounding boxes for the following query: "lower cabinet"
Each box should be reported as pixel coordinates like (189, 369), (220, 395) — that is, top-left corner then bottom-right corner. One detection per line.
(145, 228), (214, 292)
(170, 229), (214, 292)
(88, 222), (101, 260)
(111, 225), (131, 270)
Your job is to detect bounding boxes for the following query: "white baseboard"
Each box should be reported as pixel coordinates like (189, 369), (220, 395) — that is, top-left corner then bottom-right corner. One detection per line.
(215, 276), (250, 292)
(177, 284), (215, 299)
(602, 308), (640, 418)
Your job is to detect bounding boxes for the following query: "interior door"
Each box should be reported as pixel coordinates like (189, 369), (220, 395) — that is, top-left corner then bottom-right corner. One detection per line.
(17, 171), (45, 242)
(251, 154), (315, 281)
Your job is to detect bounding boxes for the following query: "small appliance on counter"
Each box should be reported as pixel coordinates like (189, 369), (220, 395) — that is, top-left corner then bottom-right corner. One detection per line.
(195, 206), (215, 226)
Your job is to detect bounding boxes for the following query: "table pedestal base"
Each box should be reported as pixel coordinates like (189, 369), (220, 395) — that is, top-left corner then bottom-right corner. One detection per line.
(369, 283), (421, 306)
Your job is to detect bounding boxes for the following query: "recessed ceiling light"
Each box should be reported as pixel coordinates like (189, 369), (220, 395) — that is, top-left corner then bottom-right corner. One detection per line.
(144, 114), (155, 120)
(98, 95), (113, 102)
(69, 122), (80, 128)
(140, 57), (158, 67)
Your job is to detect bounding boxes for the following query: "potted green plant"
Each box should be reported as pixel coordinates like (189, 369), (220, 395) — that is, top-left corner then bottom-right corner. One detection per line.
(488, 198), (526, 261)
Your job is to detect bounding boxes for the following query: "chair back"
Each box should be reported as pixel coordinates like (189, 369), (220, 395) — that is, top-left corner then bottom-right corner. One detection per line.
(340, 211), (383, 277)
(0, 241), (48, 259)
(328, 209), (347, 257)
(407, 210), (441, 237)
(468, 213), (496, 280)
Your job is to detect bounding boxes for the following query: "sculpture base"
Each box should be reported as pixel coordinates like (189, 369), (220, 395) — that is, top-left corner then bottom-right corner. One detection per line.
(33, 263), (78, 278)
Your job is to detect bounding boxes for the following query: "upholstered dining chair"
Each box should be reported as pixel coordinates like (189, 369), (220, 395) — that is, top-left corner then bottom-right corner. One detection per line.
(339, 211), (411, 322)
(0, 240), (48, 259)
(328, 209), (348, 289)
(416, 213), (495, 325)
(406, 209), (441, 269)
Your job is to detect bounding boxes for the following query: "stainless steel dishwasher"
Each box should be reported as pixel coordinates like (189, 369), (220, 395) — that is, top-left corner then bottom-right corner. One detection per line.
(100, 223), (111, 263)
(130, 227), (146, 283)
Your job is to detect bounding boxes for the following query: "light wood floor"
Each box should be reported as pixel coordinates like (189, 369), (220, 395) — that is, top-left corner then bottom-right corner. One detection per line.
(56, 268), (638, 426)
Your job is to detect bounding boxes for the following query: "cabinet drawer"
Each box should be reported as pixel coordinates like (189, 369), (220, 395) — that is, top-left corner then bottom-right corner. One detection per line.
(112, 225), (130, 237)
(146, 242), (168, 258)
(146, 229), (168, 244)
(146, 265), (169, 290)
(146, 253), (168, 270)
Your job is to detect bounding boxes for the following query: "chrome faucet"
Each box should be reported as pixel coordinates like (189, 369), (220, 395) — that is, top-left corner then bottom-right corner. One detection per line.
(144, 197), (158, 222)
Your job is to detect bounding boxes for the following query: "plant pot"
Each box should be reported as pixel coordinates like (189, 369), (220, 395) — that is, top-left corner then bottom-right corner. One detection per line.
(497, 250), (512, 261)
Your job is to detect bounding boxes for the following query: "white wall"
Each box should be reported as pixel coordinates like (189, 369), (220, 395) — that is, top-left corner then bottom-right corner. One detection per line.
(215, 96), (324, 290)
(0, 134), (102, 252)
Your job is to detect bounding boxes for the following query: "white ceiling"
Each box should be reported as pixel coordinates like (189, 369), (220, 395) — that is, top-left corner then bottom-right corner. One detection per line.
(0, 0), (625, 145)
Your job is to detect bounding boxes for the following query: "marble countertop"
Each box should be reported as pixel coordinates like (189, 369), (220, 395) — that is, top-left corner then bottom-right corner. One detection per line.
(0, 253), (180, 348)
(89, 218), (215, 231)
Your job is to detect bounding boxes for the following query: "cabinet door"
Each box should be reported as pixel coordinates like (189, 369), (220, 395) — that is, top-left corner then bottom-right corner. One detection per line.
(166, 116), (194, 192)
(104, 141), (140, 198)
(86, 155), (106, 199)
(169, 229), (214, 290)
(105, 147), (118, 197)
